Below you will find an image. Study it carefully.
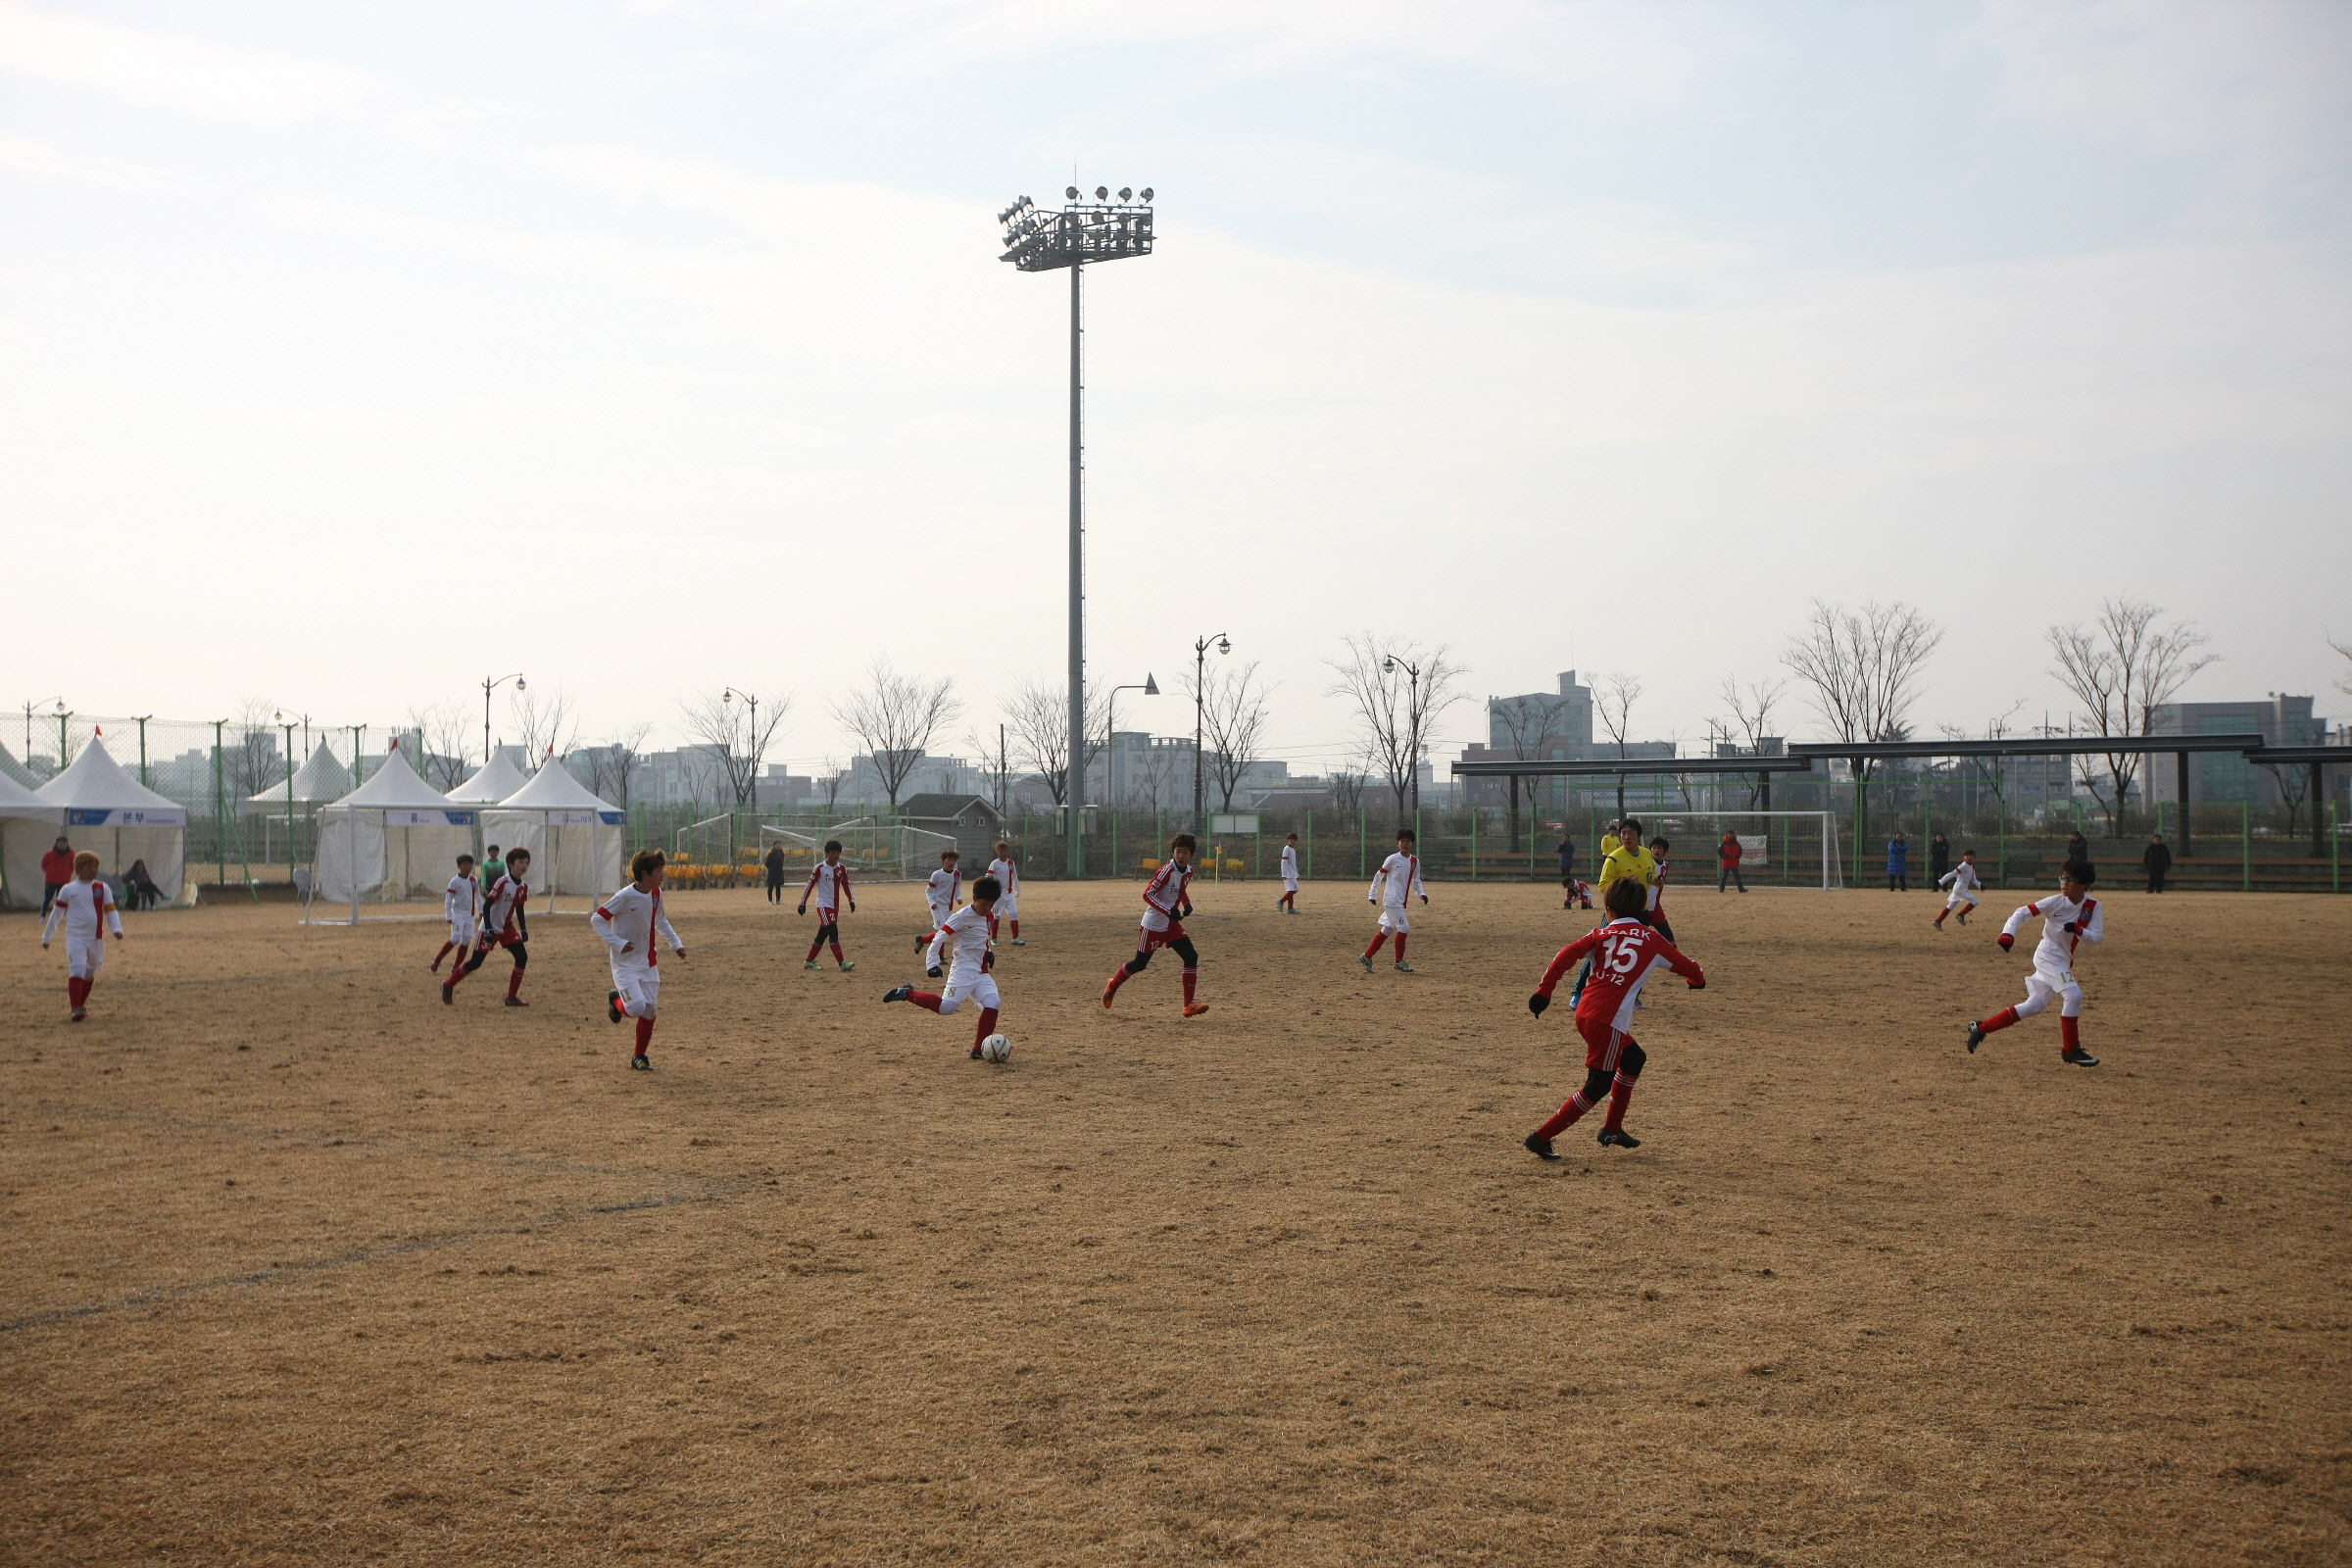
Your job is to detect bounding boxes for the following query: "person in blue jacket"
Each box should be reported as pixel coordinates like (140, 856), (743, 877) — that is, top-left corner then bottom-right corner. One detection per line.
(1886, 831), (1910, 892)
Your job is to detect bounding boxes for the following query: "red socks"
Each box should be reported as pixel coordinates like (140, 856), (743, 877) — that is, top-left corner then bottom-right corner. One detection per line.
(1008, 920), (1020, 938)
(633, 1016), (654, 1057)
(1538, 1091), (1596, 1141)
(505, 966), (524, 1001)
(806, 936), (824, 961)
(433, 941), (456, 965)
(1364, 931), (1389, 958)
(910, 991), (945, 1013)
(1394, 935), (1408, 963)
(1605, 1071), (1637, 1131)
(1979, 1005), (2021, 1035)
(67, 976), (91, 1008)
(1182, 968), (1198, 1005)
(2061, 1014), (2082, 1051)
(974, 1006), (1000, 1052)
(1104, 967), (1132, 996)
(830, 942), (846, 964)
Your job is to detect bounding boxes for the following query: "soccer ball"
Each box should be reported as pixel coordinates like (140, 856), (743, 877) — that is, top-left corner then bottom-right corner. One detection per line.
(980, 1033), (1011, 1063)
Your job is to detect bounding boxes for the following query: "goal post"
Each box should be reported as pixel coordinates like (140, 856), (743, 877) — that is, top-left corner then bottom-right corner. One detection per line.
(1644, 809), (1843, 890)
(820, 819), (957, 882)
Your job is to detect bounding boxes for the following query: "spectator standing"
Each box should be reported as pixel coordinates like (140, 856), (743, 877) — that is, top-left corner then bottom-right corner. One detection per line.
(2065, 829), (2089, 870)
(1886, 831), (1910, 892)
(2142, 833), (2173, 894)
(1717, 831), (1746, 893)
(1929, 833), (1951, 887)
(763, 840), (787, 905)
(40, 835), (74, 916)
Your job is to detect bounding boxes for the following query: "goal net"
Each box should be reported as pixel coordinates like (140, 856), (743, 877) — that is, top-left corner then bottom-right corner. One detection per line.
(675, 812), (740, 870)
(1643, 810), (1843, 890)
(819, 820), (957, 882)
(756, 824), (821, 877)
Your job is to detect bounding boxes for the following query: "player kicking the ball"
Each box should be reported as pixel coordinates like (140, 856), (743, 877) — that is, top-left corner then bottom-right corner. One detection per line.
(592, 849), (687, 1070)
(884, 874), (1007, 1059)
(1966, 859), (2103, 1066)
(1522, 874), (1706, 1156)
(799, 840), (857, 971)
(1361, 829), (1426, 972)
(1102, 834), (1208, 1017)
(41, 851), (122, 1022)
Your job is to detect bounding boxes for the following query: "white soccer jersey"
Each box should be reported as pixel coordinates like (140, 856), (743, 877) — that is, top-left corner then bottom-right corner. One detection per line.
(1141, 857), (1194, 932)
(591, 883), (683, 966)
(986, 857), (1020, 903)
(42, 879), (122, 947)
(1280, 845), (1299, 888)
(925, 866), (961, 917)
(926, 904), (994, 989)
(445, 874), (481, 925)
(1368, 852), (1424, 908)
(2003, 892), (2103, 975)
(803, 860), (853, 911)
(484, 874), (529, 942)
(1939, 862), (1984, 900)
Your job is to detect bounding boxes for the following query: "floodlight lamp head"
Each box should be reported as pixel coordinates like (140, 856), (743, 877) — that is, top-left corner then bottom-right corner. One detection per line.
(1095, 185), (1108, 200)
(1118, 187), (1132, 201)
(1145, 674), (1160, 696)
(1141, 187), (1152, 201)
(1066, 185), (1079, 199)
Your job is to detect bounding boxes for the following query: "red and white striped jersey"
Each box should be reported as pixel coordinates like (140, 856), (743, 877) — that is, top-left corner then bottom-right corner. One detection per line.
(804, 860), (853, 910)
(926, 866), (960, 912)
(1538, 915), (1705, 1034)
(986, 858), (1019, 898)
(484, 874), (529, 942)
(1141, 857), (1194, 932)
(42, 878), (122, 945)
(591, 883), (682, 964)
(2003, 893), (2103, 972)
(1368, 852), (1424, 907)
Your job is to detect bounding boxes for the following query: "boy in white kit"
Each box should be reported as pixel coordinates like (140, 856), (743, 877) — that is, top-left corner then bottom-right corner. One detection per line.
(1966, 858), (2103, 1066)
(1277, 832), (1300, 913)
(985, 840), (1024, 945)
(1361, 829), (1427, 973)
(41, 851), (122, 1022)
(915, 848), (961, 951)
(1934, 850), (1983, 930)
(431, 854), (480, 972)
(884, 874), (1006, 1060)
(798, 839), (857, 971)
(593, 849), (687, 1070)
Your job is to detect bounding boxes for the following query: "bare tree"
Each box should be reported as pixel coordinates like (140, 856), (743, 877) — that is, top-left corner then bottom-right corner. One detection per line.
(1325, 633), (1466, 814)
(2328, 634), (2352, 701)
(1136, 744), (1183, 812)
(407, 703), (474, 792)
(2258, 756), (2314, 838)
(1191, 660), (1277, 813)
(1002, 677), (1107, 807)
(1714, 673), (1787, 808)
(1490, 693), (1561, 850)
(1940, 702), (2026, 819)
(1781, 600), (1943, 779)
(1592, 672), (1643, 816)
(511, 684), (578, 769)
(814, 756), (850, 817)
(680, 688), (795, 810)
(834, 661), (961, 809)
(582, 723), (653, 808)
(2047, 597), (2218, 834)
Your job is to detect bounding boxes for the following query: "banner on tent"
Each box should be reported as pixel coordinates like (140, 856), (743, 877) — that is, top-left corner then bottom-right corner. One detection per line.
(66, 807), (187, 827)
(538, 809), (626, 826)
(379, 808), (474, 827)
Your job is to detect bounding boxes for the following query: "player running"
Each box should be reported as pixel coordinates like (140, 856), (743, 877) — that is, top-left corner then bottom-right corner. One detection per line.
(593, 849), (687, 1070)
(443, 848), (531, 1005)
(1966, 859), (2104, 1066)
(1102, 833), (1208, 1017)
(431, 854), (480, 972)
(799, 840), (857, 971)
(41, 851), (123, 1022)
(1934, 850), (1983, 930)
(914, 848), (961, 952)
(884, 874), (1007, 1060)
(1522, 875), (1707, 1156)
(1361, 828), (1427, 972)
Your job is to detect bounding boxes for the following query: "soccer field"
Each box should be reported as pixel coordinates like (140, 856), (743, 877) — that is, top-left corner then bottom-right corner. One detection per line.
(3, 881), (2345, 1565)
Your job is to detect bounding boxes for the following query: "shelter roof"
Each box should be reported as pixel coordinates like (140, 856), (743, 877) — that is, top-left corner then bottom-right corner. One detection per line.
(37, 737), (187, 812)
(493, 761), (620, 813)
(449, 752), (533, 804)
(247, 744), (355, 807)
(322, 746), (463, 812)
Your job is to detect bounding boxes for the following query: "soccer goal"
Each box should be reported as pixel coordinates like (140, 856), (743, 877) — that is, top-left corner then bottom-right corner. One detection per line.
(756, 824), (821, 877)
(1645, 810), (1844, 890)
(821, 820), (958, 882)
(675, 813), (741, 869)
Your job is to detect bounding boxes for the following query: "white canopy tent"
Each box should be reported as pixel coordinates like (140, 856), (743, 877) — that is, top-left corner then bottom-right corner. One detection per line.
(0, 768), (65, 911)
(313, 746), (475, 923)
(481, 761), (626, 909)
(36, 737), (189, 906)
(448, 752), (533, 808)
(245, 744), (355, 811)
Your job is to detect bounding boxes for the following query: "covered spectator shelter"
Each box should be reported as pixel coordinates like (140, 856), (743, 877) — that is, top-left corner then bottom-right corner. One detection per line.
(480, 761), (625, 910)
(36, 737), (188, 905)
(0, 768), (64, 911)
(313, 745), (475, 923)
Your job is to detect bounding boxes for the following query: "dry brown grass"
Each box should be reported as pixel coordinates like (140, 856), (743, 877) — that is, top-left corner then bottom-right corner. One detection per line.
(2, 879), (2346, 1566)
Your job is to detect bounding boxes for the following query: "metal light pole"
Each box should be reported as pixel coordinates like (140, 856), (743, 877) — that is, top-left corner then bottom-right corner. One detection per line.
(1385, 653), (1423, 813)
(721, 688), (763, 861)
(481, 672), (524, 766)
(1193, 633), (1230, 829)
(1001, 183), (1156, 876)
(1105, 675), (1159, 808)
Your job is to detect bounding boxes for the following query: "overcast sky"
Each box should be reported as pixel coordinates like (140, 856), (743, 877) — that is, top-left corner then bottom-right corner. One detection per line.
(5, 0), (2348, 775)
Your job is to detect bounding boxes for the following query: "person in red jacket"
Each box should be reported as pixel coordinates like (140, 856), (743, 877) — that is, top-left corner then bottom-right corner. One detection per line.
(1716, 831), (1746, 893)
(40, 835), (74, 917)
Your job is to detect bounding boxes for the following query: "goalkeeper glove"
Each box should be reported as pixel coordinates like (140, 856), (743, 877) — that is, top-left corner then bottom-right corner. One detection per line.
(1997, 932), (2014, 951)
(1527, 993), (1550, 1018)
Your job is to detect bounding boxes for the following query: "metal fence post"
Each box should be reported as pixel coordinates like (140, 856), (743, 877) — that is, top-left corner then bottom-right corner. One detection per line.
(213, 719), (225, 887)
(2242, 804), (2251, 892)
(1305, 808), (1313, 880)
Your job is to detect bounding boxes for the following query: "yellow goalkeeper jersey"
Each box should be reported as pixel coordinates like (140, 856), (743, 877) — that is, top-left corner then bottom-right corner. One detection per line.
(1599, 843), (1657, 897)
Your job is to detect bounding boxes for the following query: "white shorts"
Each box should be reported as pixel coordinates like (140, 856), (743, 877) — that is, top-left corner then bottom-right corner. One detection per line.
(1282, 875), (1299, 892)
(994, 893), (1017, 920)
(926, 903), (952, 931)
(2019, 966), (2082, 1019)
(612, 960), (662, 1018)
(449, 917), (477, 946)
(935, 972), (1001, 1015)
(67, 937), (105, 980)
(1944, 890), (1978, 911)
(1377, 906), (1411, 935)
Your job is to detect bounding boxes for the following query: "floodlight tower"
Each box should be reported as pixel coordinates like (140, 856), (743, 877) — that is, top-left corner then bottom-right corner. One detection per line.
(1000, 183), (1156, 878)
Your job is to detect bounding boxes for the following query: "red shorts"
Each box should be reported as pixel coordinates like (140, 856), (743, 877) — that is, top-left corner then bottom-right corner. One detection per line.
(1139, 919), (1188, 954)
(1576, 1014), (1635, 1071)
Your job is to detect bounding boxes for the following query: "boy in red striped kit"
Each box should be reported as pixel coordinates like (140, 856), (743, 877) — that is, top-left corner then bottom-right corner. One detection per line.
(1361, 829), (1426, 973)
(593, 849), (687, 1070)
(798, 840), (857, 971)
(442, 848), (531, 1005)
(883, 875), (1005, 1059)
(41, 852), (122, 1022)
(1966, 860), (2103, 1067)
(1102, 834), (1208, 1017)
(1522, 875), (1707, 1156)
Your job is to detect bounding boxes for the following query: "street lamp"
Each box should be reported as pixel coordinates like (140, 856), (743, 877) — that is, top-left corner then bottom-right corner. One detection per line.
(1104, 675), (1159, 808)
(1193, 633), (1230, 829)
(720, 687), (766, 792)
(1000, 184), (1158, 877)
(22, 697), (62, 771)
(480, 672), (525, 766)
(1384, 653), (1423, 812)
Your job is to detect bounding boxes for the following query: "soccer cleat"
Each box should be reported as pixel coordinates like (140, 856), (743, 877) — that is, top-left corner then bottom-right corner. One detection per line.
(838, 961), (856, 972)
(1596, 1127), (1642, 1150)
(1183, 1003), (1210, 1018)
(970, 1046), (985, 1059)
(1359, 953), (1375, 973)
(629, 1054), (652, 1070)
(1010, 938), (1025, 946)
(1393, 961), (1416, 973)
(505, 996), (529, 1007)
(804, 960), (822, 970)
(1966, 1021), (1985, 1054)
(70, 1007), (87, 1023)
(926, 966), (943, 979)
(883, 985), (913, 1004)
(913, 934), (930, 952)
(428, 957), (443, 972)
(1524, 1132), (1560, 1161)
(608, 991), (623, 1023)
(2062, 1048), (2101, 1067)
(441, 981), (455, 1005)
